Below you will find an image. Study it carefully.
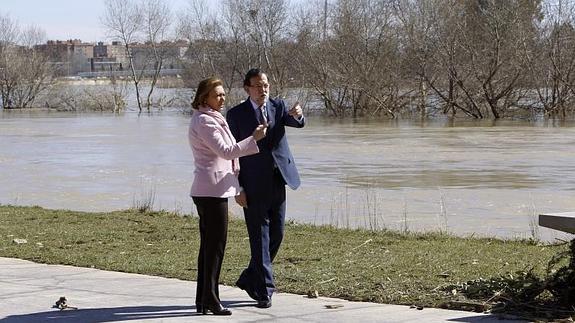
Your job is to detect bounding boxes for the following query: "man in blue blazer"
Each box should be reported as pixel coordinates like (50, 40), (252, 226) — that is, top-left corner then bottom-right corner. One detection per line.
(226, 69), (305, 308)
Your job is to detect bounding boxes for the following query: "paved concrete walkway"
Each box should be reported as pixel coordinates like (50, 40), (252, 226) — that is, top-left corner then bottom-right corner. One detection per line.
(0, 257), (525, 322)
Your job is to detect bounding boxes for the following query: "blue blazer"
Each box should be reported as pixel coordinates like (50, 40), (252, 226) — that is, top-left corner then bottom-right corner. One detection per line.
(226, 97), (305, 199)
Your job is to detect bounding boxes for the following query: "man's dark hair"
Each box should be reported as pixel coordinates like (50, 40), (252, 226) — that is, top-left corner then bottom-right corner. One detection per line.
(243, 68), (265, 87)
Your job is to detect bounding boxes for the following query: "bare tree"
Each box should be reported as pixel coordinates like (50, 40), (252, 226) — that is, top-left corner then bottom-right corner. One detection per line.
(418, 0), (478, 117)
(463, 0), (538, 118)
(101, 0), (144, 111)
(140, 0), (172, 111)
(0, 15), (53, 109)
(244, 0), (293, 94)
(295, 0), (403, 117)
(393, 0), (441, 118)
(294, 0), (357, 116)
(177, 0), (296, 103)
(525, 0), (575, 118)
(174, 0), (575, 119)
(177, 0), (223, 83)
(419, 0), (540, 119)
(220, 0), (259, 94)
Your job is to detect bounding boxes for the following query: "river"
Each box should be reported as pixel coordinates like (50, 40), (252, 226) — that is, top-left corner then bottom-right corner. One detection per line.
(1, 109), (574, 242)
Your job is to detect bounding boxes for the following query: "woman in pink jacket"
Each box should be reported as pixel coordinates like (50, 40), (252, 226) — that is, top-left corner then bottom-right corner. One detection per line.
(189, 77), (266, 316)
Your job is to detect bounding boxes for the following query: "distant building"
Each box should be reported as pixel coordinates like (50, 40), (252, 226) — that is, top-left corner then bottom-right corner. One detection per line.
(91, 41), (126, 73)
(35, 39), (94, 75)
(130, 40), (188, 70)
(35, 39), (189, 77)
(93, 41), (107, 58)
(93, 41), (128, 68)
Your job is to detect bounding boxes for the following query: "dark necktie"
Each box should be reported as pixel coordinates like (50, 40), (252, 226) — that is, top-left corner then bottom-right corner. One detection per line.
(257, 106), (267, 124)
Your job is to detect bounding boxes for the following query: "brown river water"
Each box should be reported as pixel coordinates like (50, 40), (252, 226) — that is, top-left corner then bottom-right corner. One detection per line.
(1, 109), (574, 241)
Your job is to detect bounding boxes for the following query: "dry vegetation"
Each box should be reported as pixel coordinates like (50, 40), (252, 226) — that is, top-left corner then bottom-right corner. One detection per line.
(3, 0), (575, 119)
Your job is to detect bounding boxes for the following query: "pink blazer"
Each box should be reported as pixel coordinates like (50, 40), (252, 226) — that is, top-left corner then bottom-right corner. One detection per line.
(188, 107), (259, 198)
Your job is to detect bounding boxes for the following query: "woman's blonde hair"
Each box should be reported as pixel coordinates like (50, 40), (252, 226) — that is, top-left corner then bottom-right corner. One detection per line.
(191, 77), (224, 109)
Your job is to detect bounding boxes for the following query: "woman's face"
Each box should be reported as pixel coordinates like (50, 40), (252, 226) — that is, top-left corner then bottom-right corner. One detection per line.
(205, 85), (226, 111)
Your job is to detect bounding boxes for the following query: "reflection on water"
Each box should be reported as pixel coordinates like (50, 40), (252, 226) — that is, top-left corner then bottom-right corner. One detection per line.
(343, 170), (540, 189)
(1, 109), (574, 241)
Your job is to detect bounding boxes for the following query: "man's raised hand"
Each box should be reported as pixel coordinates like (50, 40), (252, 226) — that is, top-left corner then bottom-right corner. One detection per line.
(288, 102), (303, 118)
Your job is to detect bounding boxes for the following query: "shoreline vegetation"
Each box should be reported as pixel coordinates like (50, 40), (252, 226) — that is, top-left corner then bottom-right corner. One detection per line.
(1, 77), (574, 120)
(0, 205), (572, 321)
(5, 1), (575, 119)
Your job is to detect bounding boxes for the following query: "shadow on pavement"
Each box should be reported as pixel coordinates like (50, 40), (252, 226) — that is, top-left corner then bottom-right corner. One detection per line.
(0, 301), (260, 323)
(447, 314), (525, 322)
(0, 305), (198, 322)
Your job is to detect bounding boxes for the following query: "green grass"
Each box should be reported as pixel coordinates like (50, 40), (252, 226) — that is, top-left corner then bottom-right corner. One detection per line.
(0, 205), (570, 318)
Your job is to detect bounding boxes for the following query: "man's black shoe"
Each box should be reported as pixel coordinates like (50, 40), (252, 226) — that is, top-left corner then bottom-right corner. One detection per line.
(255, 299), (272, 309)
(235, 280), (259, 301)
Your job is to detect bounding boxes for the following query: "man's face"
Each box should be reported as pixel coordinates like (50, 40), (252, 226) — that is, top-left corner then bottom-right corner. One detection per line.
(244, 74), (269, 107)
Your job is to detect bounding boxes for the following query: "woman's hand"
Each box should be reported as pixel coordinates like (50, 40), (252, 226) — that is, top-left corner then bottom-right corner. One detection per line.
(252, 124), (267, 141)
(235, 191), (248, 208)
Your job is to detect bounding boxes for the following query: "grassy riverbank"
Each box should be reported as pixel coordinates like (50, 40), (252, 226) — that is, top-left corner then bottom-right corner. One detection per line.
(0, 205), (571, 319)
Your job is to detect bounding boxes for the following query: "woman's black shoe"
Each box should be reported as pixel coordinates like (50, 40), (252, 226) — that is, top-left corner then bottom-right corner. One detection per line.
(202, 303), (232, 315)
(195, 304), (203, 313)
(256, 299), (272, 308)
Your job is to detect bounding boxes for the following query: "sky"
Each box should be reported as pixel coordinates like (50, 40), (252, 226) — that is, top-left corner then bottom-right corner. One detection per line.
(0, 0), (191, 43)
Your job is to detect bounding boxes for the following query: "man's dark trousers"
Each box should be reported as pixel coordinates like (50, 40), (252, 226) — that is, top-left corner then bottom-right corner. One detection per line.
(237, 169), (286, 300)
